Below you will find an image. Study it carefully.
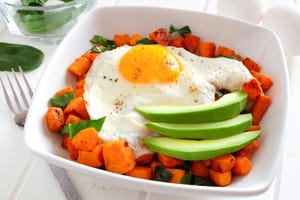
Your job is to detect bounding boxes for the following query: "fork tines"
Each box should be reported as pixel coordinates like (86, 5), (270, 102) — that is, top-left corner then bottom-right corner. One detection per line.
(0, 66), (33, 115)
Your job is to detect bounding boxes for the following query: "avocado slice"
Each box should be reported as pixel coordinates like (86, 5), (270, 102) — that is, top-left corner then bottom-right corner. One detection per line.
(146, 113), (252, 139)
(144, 130), (261, 160)
(135, 91), (248, 123)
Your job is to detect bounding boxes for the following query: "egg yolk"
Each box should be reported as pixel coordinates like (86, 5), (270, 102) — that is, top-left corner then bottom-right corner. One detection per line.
(119, 45), (183, 83)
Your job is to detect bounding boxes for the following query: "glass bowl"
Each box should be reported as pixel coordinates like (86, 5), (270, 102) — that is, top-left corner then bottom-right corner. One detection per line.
(0, 0), (95, 44)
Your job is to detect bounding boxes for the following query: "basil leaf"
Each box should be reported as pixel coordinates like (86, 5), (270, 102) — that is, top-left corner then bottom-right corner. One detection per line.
(180, 169), (192, 184)
(191, 176), (216, 186)
(61, 117), (106, 138)
(154, 165), (173, 182)
(49, 91), (74, 108)
(169, 24), (192, 36)
(136, 38), (154, 44)
(90, 35), (116, 46)
(0, 42), (44, 71)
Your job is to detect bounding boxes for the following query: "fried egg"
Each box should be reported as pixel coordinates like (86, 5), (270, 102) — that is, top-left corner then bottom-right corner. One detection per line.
(84, 45), (252, 158)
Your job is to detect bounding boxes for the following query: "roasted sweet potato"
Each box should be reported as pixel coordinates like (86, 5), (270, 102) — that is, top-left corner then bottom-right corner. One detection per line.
(250, 70), (273, 91)
(103, 139), (136, 174)
(68, 57), (92, 77)
(211, 154), (236, 173)
(149, 28), (171, 46)
(166, 168), (186, 184)
(126, 166), (152, 180)
(232, 156), (252, 175)
(77, 144), (104, 168)
(209, 169), (232, 186)
(71, 127), (101, 151)
(182, 34), (200, 53)
(251, 94), (272, 125)
(45, 107), (65, 132)
(64, 97), (89, 119)
(198, 42), (216, 58)
(242, 78), (263, 99)
(129, 34), (142, 46)
(243, 57), (261, 72)
(114, 34), (130, 47)
(135, 153), (155, 166)
(55, 85), (73, 96)
(157, 153), (184, 168)
(216, 45), (235, 57)
(168, 37), (184, 48)
(190, 160), (209, 178)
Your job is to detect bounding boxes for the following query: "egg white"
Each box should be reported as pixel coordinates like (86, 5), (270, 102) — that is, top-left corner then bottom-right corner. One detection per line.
(84, 45), (252, 158)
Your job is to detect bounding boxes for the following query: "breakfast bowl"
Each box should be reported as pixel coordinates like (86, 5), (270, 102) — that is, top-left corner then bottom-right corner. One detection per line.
(0, 0), (95, 43)
(23, 6), (288, 198)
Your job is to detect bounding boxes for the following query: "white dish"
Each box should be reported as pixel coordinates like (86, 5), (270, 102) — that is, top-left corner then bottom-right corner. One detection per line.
(24, 6), (288, 198)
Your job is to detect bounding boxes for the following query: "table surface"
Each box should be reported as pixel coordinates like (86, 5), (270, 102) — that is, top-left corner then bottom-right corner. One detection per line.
(1, 0), (300, 199)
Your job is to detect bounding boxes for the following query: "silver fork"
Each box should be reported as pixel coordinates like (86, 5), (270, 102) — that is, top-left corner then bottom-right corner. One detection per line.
(0, 66), (81, 200)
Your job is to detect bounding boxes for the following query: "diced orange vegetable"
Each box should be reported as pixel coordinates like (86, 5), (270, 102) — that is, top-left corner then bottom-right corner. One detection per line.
(55, 85), (73, 96)
(235, 54), (243, 61)
(182, 34), (200, 53)
(247, 125), (261, 131)
(209, 169), (232, 186)
(65, 114), (85, 124)
(243, 57), (261, 72)
(68, 57), (92, 77)
(126, 166), (152, 180)
(232, 156), (252, 175)
(211, 154), (236, 173)
(103, 139), (136, 174)
(198, 42), (216, 58)
(149, 28), (172, 46)
(82, 52), (98, 62)
(129, 34), (142, 46)
(251, 94), (272, 125)
(157, 153), (184, 168)
(150, 160), (163, 173)
(166, 168), (186, 184)
(74, 88), (84, 98)
(168, 37), (184, 48)
(45, 107), (65, 132)
(135, 153), (155, 166)
(76, 79), (85, 89)
(66, 136), (78, 160)
(202, 159), (211, 167)
(77, 144), (104, 168)
(64, 97), (89, 119)
(242, 140), (260, 153)
(71, 127), (101, 151)
(242, 78), (263, 99)
(61, 135), (69, 149)
(250, 70), (273, 91)
(190, 160), (209, 178)
(114, 34), (130, 47)
(216, 45), (235, 57)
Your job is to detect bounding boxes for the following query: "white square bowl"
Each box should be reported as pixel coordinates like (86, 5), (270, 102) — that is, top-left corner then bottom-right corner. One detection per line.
(24, 6), (289, 198)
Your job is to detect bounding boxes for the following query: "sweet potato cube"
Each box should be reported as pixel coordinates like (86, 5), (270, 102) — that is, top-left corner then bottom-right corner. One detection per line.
(135, 153), (155, 166)
(157, 153), (184, 168)
(77, 144), (104, 168)
(232, 156), (252, 176)
(64, 97), (89, 119)
(45, 107), (65, 132)
(209, 169), (232, 186)
(68, 57), (92, 77)
(126, 166), (152, 180)
(166, 168), (186, 184)
(103, 139), (136, 174)
(211, 154), (236, 173)
(71, 127), (101, 151)
(190, 160), (209, 178)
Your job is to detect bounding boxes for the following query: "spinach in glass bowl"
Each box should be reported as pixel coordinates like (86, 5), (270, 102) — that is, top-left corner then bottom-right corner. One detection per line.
(0, 0), (94, 43)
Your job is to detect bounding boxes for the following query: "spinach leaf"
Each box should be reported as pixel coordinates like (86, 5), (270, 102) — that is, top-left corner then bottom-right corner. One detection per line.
(0, 42), (44, 71)
(154, 165), (173, 182)
(136, 38), (154, 45)
(191, 176), (216, 186)
(61, 117), (106, 138)
(90, 35), (116, 52)
(21, 0), (48, 6)
(169, 24), (192, 36)
(49, 91), (74, 108)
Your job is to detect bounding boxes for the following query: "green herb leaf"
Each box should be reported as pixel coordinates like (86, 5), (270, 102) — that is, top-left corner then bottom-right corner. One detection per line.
(0, 42), (44, 71)
(154, 165), (173, 182)
(21, 0), (48, 6)
(61, 117), (106, 138)
(169, 24), (192, 36)
(49, 91), (74, 108)
(90, 35), (116, 52)
(191, 176), (216, 186)
(136, 38), (154, 45)
(180, 169), (192, 184)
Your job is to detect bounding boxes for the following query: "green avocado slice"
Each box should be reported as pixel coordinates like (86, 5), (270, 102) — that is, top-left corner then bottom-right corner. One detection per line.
(134, 91), (248, 123)
(144, 130), (261, 161)
(146, 113), (252, 139)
